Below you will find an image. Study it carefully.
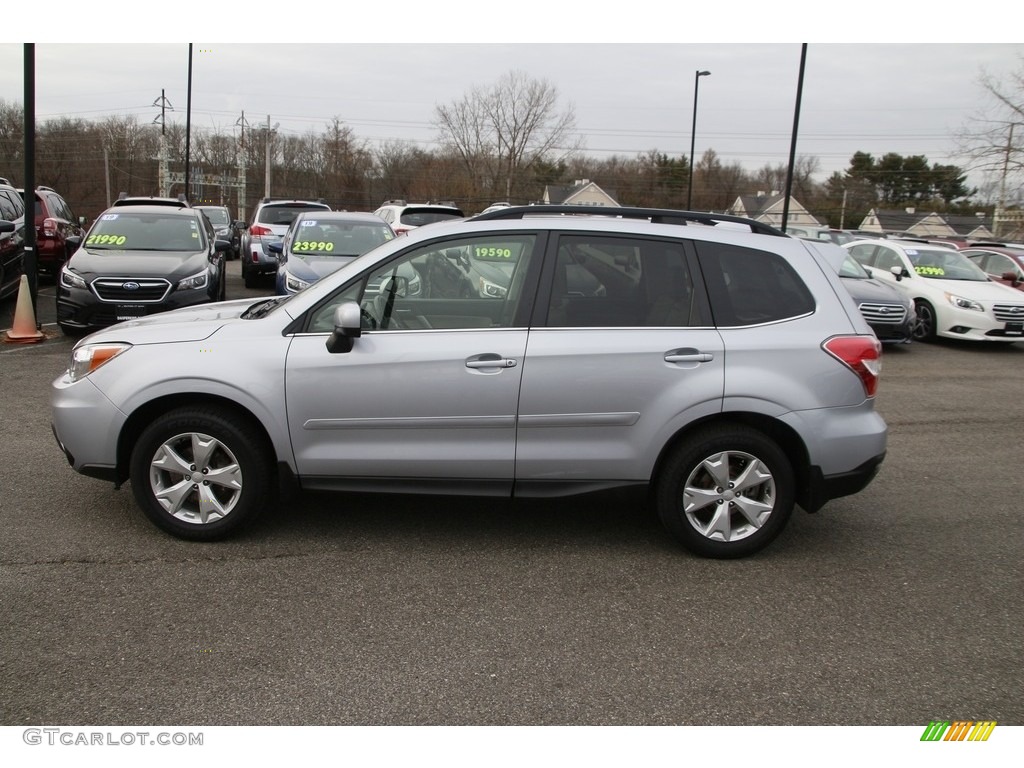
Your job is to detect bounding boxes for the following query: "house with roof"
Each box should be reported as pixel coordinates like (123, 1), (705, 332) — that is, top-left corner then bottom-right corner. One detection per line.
(725, 192), (821, 227)
(541, 179), (619, 206)
(856, 208), (994, 240)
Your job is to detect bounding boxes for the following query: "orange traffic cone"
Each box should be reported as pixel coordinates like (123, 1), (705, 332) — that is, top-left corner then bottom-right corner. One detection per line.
(4, 274), (46, 344)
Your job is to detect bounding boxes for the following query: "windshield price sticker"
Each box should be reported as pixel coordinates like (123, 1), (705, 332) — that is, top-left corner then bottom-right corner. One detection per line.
(292, 241), (334, 252)
(914, 265), (945, 276)
(87, 234), (127, 245)
(474, 246), (514, 261)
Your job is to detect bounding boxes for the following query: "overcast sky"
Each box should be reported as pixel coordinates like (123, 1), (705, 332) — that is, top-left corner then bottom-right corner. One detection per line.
(2, 6), (1021, 198)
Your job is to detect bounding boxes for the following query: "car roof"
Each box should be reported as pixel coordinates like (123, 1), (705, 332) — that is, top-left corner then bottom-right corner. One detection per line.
(101, 205), (201, 216)
(295, 211), (387, 222)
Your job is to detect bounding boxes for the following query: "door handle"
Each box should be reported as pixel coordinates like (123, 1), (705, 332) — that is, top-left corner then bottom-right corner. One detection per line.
(466, 354), (517, 369)
(664, 348), (713, 363)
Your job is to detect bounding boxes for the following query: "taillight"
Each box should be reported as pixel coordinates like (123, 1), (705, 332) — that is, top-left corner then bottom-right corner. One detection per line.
(42, 217), (57, 237)
(250, 224), (272, 237)
(393, 226), (411, 236)
(823, 335), (882, 397)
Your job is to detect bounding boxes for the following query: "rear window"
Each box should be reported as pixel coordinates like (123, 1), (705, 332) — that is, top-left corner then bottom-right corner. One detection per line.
(258, 203), (329, 226)
(399, 207), (464, 227)
(697, 242), (816, 327)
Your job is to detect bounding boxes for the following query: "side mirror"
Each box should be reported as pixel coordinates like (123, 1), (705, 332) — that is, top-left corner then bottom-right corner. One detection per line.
(78, 216), (88, 227)
(0, 220), (15, 235)
(214, 239), (232, 252)
(326, 301), (362, 354)
(890, 265), (909, 281)
(1002, 270), (1022, 288)
(266, 241), (283, 255)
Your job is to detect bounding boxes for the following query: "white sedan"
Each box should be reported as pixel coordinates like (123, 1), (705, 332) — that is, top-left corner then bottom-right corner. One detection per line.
(843, 239), (1024, 342)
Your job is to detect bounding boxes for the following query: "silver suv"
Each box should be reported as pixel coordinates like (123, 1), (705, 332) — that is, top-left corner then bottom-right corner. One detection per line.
(241, 198), (331, 287)
(373, 200), (464, 236)
(51, 205), (888, 558)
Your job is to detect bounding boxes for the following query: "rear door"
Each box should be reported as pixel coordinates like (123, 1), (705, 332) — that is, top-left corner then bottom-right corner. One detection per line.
(514, 232), (725, 487)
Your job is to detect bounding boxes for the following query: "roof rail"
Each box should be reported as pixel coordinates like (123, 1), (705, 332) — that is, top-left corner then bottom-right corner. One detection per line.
(36, 185), (55, 192)
(468, 204), (788, 236)
(0, 177), (11, 186)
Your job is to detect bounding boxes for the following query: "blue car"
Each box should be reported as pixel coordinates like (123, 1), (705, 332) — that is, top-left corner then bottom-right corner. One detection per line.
(271, 211), (395, 295)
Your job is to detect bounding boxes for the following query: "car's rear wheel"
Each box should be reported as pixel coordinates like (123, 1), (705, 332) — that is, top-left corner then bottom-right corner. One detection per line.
(243, 262), (258, 289)
(912, 299), (937, 342)
(655, 425), (795, 558)
(129, 407), (274, 541)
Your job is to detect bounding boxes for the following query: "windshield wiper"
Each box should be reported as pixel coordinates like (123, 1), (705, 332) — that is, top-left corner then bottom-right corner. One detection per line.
(241, 296), (289, 319)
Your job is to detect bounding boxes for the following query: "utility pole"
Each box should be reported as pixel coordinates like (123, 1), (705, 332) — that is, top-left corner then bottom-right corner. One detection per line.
(153, 90), (173, 196)
(995, 123), (1016, 239)
(236, 111), (249, 220)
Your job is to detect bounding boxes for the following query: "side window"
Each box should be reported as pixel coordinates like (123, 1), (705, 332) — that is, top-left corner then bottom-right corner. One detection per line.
(873, 247), (903, 272)
(987, 253), (1016, 277)
(847, 244), (877, 266)
(545, 235), (709, 328)
(0, 190), (18, 221)
(697, 241), (815, 327)
(307, 234), (537, 333)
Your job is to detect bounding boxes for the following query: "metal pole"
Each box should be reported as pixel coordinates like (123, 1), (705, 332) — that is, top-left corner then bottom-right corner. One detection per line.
(184, 44), (193, 202)
(687, 70), (710, 210)
(264, 115), (272, 198)
(23, 43), (38, 318)
(782, 44), (808, 233)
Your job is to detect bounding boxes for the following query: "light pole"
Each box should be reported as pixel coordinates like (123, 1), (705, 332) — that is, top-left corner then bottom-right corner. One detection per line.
(687, 69), (711, 210)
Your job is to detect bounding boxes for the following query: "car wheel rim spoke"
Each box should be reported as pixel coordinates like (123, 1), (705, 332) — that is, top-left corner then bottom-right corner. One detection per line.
(682, 450), (776, 542)
(148, 431), (242, 525)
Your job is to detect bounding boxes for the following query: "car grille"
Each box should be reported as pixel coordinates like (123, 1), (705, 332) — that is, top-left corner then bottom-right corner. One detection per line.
(91, 278), (171, 303)
(992, 303), (1024, 322)
(858, 302), (908, 325)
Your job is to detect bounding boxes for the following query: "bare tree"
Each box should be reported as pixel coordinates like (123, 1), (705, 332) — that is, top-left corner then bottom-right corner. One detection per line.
(435, 70), (581, 202)
(955, 57), (1024, 206)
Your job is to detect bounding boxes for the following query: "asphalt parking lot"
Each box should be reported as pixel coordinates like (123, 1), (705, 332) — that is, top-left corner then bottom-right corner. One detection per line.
(1, 260), (1021, 726)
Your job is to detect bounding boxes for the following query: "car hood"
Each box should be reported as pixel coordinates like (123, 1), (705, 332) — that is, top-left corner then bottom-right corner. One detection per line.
(67, 247), (210, 279)
(77, 298), (261, 345)
(840, 275), (910, 306)
(287, 254), (358, 281)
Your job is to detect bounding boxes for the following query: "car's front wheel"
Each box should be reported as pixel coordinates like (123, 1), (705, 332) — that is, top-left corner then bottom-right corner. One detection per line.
(912, 299), (937, 342)
(655, 425), (795, 558)
(129, 406), (274, 540)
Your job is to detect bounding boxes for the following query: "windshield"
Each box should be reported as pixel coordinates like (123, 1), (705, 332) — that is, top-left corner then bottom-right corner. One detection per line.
(199, 207), (230, 226)
(86, 212), (206, 251)
(839, 253), (871, 279)
(291, 219), (393, 256)
(905, 247), (990, 281)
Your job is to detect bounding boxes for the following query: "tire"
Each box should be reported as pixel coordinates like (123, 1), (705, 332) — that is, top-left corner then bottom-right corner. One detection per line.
(912, 299), (937, 342)
(219, 272), (227, 301)
(129, 406), (274, 541)
(243, 264), (258, 289)
(655, 424), (795, 558)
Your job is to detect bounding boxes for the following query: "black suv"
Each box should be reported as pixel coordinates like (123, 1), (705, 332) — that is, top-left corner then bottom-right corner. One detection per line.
(23, 186), (86, 278)
(0, 177), (27, 300)
(195, 205), (244, 260)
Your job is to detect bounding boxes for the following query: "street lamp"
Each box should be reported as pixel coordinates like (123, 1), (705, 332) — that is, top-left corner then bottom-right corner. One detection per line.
(687, 69), (711, 210)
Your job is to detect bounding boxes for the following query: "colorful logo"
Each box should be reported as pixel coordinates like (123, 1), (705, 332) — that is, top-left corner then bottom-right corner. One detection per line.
(920, 721), (997, 741)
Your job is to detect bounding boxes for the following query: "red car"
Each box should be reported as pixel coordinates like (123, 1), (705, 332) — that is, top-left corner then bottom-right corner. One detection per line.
(22, 185), (86, 278)
(960, 243), (1024, 291)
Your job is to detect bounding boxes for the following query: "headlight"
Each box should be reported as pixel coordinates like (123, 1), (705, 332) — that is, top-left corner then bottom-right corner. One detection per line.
(178, 269), (209, 291)
(478, 276), (507, 298)
(60, 266), (87, 290)
(69, 343), (132, 382)
(945, 292), (983, 312)
(285, 270), (310, 293)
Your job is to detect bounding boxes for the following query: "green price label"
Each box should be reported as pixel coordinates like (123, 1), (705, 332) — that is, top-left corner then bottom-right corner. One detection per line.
(914, 265), (945, 276)
(293, 241), (334, 252)
(87, 234), (128, 246)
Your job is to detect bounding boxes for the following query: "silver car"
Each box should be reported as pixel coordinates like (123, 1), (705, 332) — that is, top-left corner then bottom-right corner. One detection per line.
(51, 206), (888, 558)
